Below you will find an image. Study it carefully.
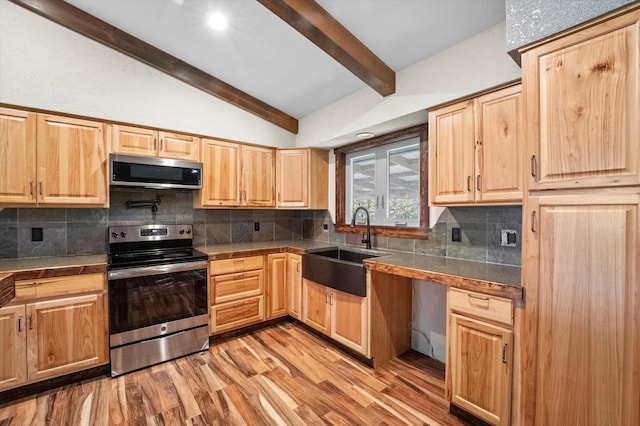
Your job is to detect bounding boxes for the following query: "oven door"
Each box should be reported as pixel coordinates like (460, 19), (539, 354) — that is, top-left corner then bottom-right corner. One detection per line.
(108, 261), (208, 347)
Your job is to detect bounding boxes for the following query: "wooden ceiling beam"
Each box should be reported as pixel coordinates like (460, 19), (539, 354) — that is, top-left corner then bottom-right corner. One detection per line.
(258, 0), (396, 97)
(9, 0), (299, 134)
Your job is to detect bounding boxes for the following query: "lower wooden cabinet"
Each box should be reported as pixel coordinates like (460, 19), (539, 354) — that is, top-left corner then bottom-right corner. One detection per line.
(446, 288), (514, 426)
(302, 278), (368, 355)
(209, 256), (265, 334)
(0, 273), (108, 392)
(287, 254), (302, 319)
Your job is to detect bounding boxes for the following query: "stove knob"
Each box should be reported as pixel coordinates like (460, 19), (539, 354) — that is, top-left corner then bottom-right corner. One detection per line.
(111, 232), (118, 238)
(179, 229), (185, 235)
(120, 231), (127, 238)
(186, 229), (192, 234)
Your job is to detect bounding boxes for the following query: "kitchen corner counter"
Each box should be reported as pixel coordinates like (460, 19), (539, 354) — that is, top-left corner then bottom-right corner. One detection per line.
(364, 253), (522, 299)
(0, 254), (108, 280)
(197, 240), (337, 259)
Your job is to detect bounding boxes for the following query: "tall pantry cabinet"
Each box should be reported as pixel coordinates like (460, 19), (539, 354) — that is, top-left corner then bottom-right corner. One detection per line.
(519, 6), (639, 426)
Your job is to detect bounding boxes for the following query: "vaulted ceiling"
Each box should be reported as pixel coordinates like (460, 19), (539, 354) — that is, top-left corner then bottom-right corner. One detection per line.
(11, 0), (506, 134)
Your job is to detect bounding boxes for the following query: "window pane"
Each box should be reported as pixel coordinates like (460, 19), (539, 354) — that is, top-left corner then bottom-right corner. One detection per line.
(351, 153), (376, 222)
(387, 144), (420, 224)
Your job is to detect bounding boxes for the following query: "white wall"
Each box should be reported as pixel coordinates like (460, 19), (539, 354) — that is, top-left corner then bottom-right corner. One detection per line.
(296, 22), (522, 149)
(0, 1), (295, 148)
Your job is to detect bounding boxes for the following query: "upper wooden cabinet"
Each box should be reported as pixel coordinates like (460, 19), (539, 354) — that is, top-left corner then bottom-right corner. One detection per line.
(0, 109), (108, 207)
(37, 114), (108, 206)
(111, 124), (199, 161)
(0, 107), (37, 204)
(522, 9), (639, 190)
(429, 84), (523, 206)
(276, 149), (328, 209)
(197, 138), (274, 208)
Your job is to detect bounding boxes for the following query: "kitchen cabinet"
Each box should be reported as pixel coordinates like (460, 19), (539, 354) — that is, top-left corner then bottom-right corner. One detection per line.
(0, 273), (108, 391)
(197, 138), (275, 207)
(276, 149), (328, 209)
(522, 10), (639, 191)
(301, 278), (368, 355)
(519, 6), (640, 426)
(0, 305), (26, 391)
(267, 253), (288, 319)
(446, 288), (513, 426)
(0, 107), (36, 204)
(209, 256), (265, 333)
(428, 84), (522, 205)
(522, 190), (639, 425)
(111, 124), (200, 161)
(287, 254), (302, 319)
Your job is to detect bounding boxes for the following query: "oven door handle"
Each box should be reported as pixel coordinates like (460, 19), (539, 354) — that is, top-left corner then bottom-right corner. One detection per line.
(108, 260), (208, 280)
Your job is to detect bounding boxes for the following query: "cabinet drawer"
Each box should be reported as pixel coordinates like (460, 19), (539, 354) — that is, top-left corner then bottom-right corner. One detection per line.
(209, 256), (264, 275)
(14, 273), (105, 301)
(210, 296), (264, 334)
(212, 270), (263, 304)
(448, 288), (513, 326)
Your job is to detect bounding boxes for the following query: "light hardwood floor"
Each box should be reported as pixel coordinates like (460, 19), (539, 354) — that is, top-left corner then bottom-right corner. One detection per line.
(0, 322), (466, 425)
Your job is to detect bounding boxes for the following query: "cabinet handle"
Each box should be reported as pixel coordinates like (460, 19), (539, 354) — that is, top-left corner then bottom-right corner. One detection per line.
(296, 263), (301, 273)
(329, 291), (333, 305)
(502, 344), (508, 364)
(467, 176), (472, 192)
(234, 273), (244, 280)
(28, 314), (33, 330)
(29, 181), (34, 195)
(159, 138), (164, 151)
(243, 190), (247, 201)
(325, 291), (330, 304)
(476, 175), (481, 191)
(153, 138), (157, 150)
(380, 195), (384, 209)
(18, 316), (23, 332)
(278, 192), (281, 202)
(468, 294), (490, 307)
(531, 210), (537, 233)
(530, 155), (537, 177)
(38, 182), (43, 195)
(375, 195), (379, 208)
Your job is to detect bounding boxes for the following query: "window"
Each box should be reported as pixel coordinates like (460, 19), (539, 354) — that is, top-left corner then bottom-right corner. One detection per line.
(346, 137), (420, 227)
(334, 124), (428, 239)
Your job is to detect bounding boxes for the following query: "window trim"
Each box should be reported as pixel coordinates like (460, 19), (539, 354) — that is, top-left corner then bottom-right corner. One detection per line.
(334, 124), (429, 239)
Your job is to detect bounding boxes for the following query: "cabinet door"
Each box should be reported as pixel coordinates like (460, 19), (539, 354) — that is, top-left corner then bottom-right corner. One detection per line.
(330, 289), (368, 355)
(522, 191), (640, 426)
(0, 305), (27, 391)
(523, 10), (640, 190)
(428, 100), (475, 204)
(302, 279), (330, 335)
(111, 124), (157, 157)
(36, 114), (107, 206)
(242, 145), (275, 207)
(449, 313), (512, 426)
(475, 85), (523, 203)
(276, 149), (308, 207)
(287, 254), (302, 319)
(0, 108), (37, 205)
(199, 138), (241, 206)
(158, 131), (199, 161)
(267, 253), (287, 319)
(26, 293), (107, 382)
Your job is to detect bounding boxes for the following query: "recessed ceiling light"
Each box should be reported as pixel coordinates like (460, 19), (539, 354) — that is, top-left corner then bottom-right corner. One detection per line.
(356, 132), (375, 139)
(207, 12), (228, 31)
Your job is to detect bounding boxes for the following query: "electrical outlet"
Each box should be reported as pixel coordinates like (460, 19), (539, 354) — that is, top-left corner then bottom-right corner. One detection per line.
(501, 229), (517, 247)
(31, 227), (43, 242)
(254, 222), (260, 232)
(451, 227), (462, 242)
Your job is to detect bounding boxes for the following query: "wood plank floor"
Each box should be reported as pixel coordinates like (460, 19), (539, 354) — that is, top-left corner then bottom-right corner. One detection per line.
(0, 322), (467, 425)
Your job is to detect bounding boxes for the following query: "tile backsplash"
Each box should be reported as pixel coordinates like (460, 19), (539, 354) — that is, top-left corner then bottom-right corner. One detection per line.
(0, 188), (521, 266)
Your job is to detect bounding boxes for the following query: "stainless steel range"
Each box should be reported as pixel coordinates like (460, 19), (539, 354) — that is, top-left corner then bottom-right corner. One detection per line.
(107, 224), (208, 377)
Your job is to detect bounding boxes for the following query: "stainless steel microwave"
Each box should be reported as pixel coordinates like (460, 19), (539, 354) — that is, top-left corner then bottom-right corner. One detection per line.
(109, 154), (202, 190)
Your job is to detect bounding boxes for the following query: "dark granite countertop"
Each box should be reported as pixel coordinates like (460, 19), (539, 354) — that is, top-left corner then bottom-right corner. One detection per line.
(364, 253), (522, 299)
(0, 254), (108, 280)
(197, 240), (337, 259)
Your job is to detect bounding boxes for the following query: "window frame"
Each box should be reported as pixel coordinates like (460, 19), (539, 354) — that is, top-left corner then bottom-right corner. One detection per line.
(334, 124), (429, 239)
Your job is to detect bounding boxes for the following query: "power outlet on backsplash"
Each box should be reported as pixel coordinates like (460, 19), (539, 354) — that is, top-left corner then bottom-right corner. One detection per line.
(451, 227), (462, 242)
(501, 229), (517, 247)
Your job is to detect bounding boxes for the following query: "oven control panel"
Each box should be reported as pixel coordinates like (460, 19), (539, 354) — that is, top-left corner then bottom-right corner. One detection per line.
(109, 224), (193, 243)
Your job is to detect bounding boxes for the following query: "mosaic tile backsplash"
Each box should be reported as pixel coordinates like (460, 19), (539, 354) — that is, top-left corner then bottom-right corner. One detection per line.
(0, 188), (521, 266)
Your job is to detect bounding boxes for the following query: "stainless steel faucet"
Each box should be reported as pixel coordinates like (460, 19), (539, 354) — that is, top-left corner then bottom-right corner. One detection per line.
(350, 206), (372, 249)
